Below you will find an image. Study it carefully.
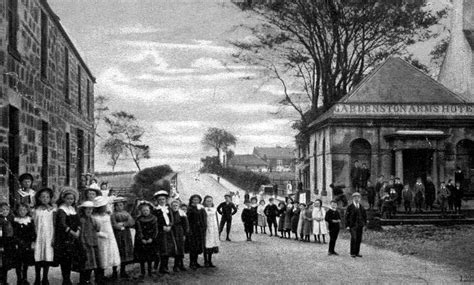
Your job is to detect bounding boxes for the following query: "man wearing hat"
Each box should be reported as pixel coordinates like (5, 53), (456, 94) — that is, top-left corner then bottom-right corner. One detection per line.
(217, 194), (238, 241)
(345, 192), (367, 258)
(18, 173), (36, 208)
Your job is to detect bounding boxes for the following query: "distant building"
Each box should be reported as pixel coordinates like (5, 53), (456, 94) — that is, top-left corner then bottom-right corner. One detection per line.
(0, 0), (95, 205)
(228, 154), (269, 172)
(253, 146), (296, 172)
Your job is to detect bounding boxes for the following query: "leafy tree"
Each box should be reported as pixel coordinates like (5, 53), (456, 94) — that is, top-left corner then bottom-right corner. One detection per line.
(132, 165), (173, 200)
(104, 111), (150, 171)
(201, 128), (237, 164)
(100, 138), (126, 171)
(200, 156), (222, 173)
(232, 0), (447, 130)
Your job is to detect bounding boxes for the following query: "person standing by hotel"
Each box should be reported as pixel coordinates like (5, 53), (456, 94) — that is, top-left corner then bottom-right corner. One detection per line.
(217, 194), (238, 241)
(350, 161), (361, 192)
(453, 181), (464, 214)
(424, 176), (436, 211)
(359, 163), (370, 192)
(454, 166), (464, 187)
(437, 182), (450, 215)
(402, 185), (413, 213)
(446, 179), (455, 212)
(366, 181), (376, 210)
(345, 192), (367, 258)
(393, 177), (404, 211)
(414, 177), (425, 213)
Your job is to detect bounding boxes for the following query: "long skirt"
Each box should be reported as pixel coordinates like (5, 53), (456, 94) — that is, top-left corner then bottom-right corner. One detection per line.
(257, 214), (267, 227)
(114, 229), (134, 264)
(277, 216), (285, 231)
(302, 219), (313, 236)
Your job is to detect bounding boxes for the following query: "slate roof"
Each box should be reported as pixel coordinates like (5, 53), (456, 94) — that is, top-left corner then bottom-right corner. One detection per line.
(341, 57), (466, 104)
(229, 155), (268, 167)
(253, 147), (296, 160)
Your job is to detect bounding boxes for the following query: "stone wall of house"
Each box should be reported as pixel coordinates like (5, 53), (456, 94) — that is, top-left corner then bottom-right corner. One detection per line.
(0, 0), (95, 201)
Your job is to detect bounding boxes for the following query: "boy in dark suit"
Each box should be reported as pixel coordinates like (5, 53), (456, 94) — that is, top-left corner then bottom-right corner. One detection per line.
(217, 194), (238, 241)
(345, 192), (367, 258)
(325, 200), (341, 255)
(241, 200), (255, 241)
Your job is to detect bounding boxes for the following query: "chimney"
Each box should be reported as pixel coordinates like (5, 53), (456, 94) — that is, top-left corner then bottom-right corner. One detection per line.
(438, 0), (474, 102)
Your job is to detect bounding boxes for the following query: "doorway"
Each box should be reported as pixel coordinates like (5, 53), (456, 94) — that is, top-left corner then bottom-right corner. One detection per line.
(77, 129), (84, 184)
(403, 149), (433, 187)
(41, 121), (48, 187)
(8, 106), (20, 206)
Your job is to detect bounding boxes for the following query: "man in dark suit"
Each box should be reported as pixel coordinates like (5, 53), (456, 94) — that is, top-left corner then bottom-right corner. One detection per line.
(217, 194), (238, 241)
(345, 192), (367, 258)
(350, 160), (361, 192)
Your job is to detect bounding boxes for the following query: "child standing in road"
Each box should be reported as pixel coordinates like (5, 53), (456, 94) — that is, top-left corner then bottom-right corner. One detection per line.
(241, 200), (255, 241)
(78, 201), (101, 285)
(291, 202), (300, 240)
(312, 199), (327, 244)
(134, 202), (158, 279)
(0, 203), (14, 285)
(277, 202), (286, 238)
(203, 196), (219, 268)
(111, 197), (135, 279)
(325, 200), (341, 255)
(250, 197), (259, 234)
(12, 203), (36, 285)
(170, 200), (188, 272)
(302, 203), (314, 242)
(256, 200), (267, 234)
(33, 188), (57, 285)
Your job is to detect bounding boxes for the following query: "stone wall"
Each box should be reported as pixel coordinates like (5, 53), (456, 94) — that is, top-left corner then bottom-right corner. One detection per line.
(0, 0), (95, 201)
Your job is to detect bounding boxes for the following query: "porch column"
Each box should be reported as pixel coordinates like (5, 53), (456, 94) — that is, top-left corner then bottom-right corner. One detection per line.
(432, 150), (439, 198)
(395, 149), (403, 182)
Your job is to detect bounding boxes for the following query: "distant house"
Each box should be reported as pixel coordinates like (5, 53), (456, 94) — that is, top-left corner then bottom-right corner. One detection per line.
(228, 155), (269, 172)
(253, 147), (296, 172)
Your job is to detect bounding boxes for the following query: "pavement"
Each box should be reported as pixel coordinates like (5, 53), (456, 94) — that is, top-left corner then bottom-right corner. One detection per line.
(8, 173), (466, 284)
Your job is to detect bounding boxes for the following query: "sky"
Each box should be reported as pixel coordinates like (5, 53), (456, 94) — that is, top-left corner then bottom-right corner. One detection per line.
(47, 0), (450, 173)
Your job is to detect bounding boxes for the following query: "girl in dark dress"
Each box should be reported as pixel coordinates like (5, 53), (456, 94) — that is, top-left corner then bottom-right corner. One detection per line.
(134, 202), (158, 278)
(186, 194), (206, 270)
(0, 203), (15, 285)
(54, 188), (82, 285)
(153, 191), (176, 274)
(290, 202), (301, 240)
(277, 202), (286, 238)
(13, 203), (36, 285)
(249, 197), (259, 234)
(78, 201), (101, 285)
(283, 202), (294, 239)
(170, 200), (188, 272)
(111, 197), (135, 279)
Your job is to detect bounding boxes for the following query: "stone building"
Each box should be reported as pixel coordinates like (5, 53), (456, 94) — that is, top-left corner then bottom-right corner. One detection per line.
(253, 146), (295, 172)
(295, 0), (474, 204)
(228, 154), (269, 172)
(0, 0), (95, 204)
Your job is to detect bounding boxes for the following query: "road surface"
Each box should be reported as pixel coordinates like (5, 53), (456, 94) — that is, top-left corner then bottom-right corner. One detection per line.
(8, 173), (465, 284)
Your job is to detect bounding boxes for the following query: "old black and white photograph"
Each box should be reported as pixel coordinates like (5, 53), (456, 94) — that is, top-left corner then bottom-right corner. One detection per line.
(0, 0), (473, 284)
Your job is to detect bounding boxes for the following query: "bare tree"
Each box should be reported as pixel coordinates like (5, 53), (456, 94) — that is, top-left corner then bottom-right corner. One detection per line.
(94, 95), (109, 145)
(232, 0), (446, 130)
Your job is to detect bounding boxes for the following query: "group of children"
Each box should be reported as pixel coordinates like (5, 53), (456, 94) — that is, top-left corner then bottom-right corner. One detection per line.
(365, 176), (465, 217)
(241, 197), (342, 253)
(0, 173), (223, 285)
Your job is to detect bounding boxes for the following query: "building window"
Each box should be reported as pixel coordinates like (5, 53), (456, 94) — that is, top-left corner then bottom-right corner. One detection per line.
(64, 47), (69, 102)
(7, 0), (20, 58)
(66, 132), (70, 185)
(86, 79), (91, 118)
(40, 10), (48, 79)
(77, 65), (82, 112)
(87, 135), (91, 172)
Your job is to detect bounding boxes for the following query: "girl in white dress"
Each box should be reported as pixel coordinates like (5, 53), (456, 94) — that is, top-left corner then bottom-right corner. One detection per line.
(312, 199), (328, 243)
(256, 200), (267, 234)
(93, 196), (121, 277)
(33, 188), (57, 285)
(203, 195), (219, 268)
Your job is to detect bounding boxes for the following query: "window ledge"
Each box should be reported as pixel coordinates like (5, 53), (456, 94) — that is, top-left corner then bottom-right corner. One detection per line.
(8, 46), (22, 62)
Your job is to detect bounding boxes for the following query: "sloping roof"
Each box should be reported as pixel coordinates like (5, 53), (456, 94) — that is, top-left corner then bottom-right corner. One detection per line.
(253, 147), (295, 160)
(229, 155), (268, 167)
(341, 57), (466, 104)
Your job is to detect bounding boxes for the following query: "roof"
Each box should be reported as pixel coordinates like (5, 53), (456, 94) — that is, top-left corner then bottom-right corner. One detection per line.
(341, 57), (466, 104)
(41, 0), (96, 82)
(229, 155), (268, 167)
(253, 147), (295, 160)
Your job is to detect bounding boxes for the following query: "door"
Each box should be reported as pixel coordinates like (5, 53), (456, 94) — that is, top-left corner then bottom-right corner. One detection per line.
(76, 129), (84, 185)
(41, 121), (48, 187)
(403, 149), (433, 187)
(8, 106), (20, 206)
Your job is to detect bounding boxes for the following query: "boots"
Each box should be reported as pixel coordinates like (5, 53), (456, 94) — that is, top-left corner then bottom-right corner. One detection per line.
(178, 258), (187, 271)
(159, 256), (170, 274)
(208, 253), (216, 268)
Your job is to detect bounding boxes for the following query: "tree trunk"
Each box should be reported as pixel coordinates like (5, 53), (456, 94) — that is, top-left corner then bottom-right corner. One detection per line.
(216, 148), (221, 165)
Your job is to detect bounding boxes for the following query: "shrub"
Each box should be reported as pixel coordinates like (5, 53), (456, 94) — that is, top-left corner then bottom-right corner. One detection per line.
(132, 165), (173, 200)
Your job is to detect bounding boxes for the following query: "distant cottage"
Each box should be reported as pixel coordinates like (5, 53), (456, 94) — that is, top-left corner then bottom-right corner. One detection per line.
(228, 154), (269, 173)
(253, 146), (296, 172)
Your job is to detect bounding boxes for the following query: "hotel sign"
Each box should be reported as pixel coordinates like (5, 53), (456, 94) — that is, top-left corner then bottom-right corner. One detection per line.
(333, 103), (474, 117)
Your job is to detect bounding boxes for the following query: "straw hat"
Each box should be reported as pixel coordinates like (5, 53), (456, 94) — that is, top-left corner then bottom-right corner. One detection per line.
(352, 192), (361, 197)
(153, 190), (169, 198)
(93, 196), (108, 208)
(112, 196), (127, 204)
(78, 201), (94, 208)
(60, 187), (79, 201)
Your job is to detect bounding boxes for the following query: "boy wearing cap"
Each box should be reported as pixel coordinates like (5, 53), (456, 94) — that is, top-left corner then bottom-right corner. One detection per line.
(217, 194), (238, 241)
(264, 198), (279, 237)
(345, 192), (367, 258)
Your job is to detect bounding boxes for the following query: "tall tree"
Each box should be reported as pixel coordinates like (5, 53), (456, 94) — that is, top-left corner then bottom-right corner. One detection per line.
(94, 95), (109, 145)
(201, 128), (237, 164)
(232, 0), (446, 131)
(100, 138), (126, 171)
(104, 111), (151, 171)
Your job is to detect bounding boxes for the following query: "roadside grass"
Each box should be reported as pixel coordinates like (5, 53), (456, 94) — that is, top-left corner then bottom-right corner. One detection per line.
(340, 225), (474, 274)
